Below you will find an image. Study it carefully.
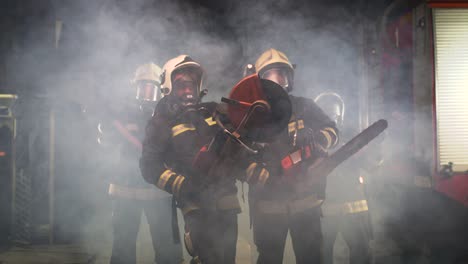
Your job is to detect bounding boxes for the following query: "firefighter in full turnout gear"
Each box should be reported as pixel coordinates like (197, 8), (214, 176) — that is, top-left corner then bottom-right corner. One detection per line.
(99, 63), (183, 264)
(139, 55), (242, 264)
(315, 92), (371, 264)
(246, 48), (339, 264)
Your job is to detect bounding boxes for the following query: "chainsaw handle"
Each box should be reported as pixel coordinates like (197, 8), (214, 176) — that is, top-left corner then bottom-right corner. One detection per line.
(213, 113), (259, 154)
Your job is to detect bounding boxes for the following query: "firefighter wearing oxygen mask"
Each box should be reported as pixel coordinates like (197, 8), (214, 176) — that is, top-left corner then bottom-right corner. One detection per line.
(316, 92), (371, 264)
(98, 63), (183, 264)
(245, 48), (339, 264)
(139, 55), (242, 264)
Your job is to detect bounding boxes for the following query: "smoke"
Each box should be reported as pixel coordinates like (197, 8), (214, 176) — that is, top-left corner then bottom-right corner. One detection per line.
(4, 0), (246, 261)
(4, 0), (465, 263)
(225, 2), (365, 262)
(49, 1), (244, 260)
(7, 0), (364, 261)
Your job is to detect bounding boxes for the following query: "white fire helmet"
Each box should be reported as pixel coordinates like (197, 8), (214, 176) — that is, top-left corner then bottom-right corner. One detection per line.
(160, 55), (204, 98)
(314, 91), (345, 128)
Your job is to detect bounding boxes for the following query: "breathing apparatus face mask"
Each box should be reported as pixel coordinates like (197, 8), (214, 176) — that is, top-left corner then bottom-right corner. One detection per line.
(261, 67), (293, 92)
(135, 81), (159, 102)
(170, 67), (202, 106)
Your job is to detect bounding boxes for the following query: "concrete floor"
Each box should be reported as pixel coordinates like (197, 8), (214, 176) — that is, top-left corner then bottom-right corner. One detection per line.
(0, 187), (353, 264)
(0, 212), (255, 264)
(0, 227), (351, 264)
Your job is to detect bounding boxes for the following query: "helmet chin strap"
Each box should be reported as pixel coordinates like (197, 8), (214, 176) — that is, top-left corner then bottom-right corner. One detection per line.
(199, 89), (208, 101)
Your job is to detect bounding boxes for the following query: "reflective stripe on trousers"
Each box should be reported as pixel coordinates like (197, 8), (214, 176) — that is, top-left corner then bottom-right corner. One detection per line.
(321, 199), (369, 217)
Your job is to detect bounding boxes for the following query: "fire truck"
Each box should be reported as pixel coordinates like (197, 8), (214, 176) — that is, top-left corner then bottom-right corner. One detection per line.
(359, 0), (468, 262)
(361, 0), (468, 205)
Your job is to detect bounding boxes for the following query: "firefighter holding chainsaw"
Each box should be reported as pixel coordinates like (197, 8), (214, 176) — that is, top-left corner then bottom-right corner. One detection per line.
(98, 63), (183, 264)
(140, 55), (243, 264)
(245, 48), (339, 264)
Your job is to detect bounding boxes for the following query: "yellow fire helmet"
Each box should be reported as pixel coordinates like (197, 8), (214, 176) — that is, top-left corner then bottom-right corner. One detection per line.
(160, 54), (204, 97)
(132, 63), (162, 101)
(254, 48), (295, 92)
(132, 63), (162, 84)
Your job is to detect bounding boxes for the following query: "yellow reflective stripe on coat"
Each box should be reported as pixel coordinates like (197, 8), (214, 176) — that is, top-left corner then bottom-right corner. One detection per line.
(323, 127), (338, 147)
(172, 124), (195, 137)
(288, 119), (304, 134)
(324, 127), (337, 139)
(344, 199), (368, 214)
(258, 168), (269, 186)
(320, 130), (333, 149)
(157, 169), (175, 190)
(204, 117), (216, 126)
(171, 175), (185, 198)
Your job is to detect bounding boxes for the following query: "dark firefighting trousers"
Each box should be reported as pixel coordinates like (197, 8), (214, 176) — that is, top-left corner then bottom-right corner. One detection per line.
(184, 209), (238, 264)
(253, 206), (322, 264)
(322, 212), (371, 264)
(110, 197), (183, 264)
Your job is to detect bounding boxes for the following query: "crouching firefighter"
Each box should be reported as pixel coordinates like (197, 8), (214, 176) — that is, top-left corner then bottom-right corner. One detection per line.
(98, 63), (183, 264)
(245, 48), (339, 264)
(139, 55), (244, 264)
